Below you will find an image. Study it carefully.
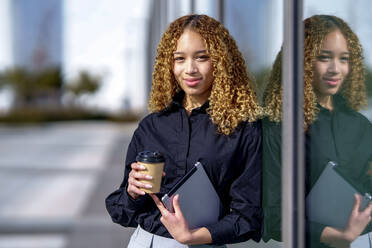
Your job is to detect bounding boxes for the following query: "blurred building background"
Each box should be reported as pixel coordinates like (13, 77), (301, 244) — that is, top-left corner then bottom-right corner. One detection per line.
(1, 0), (371, 114)
(0, 0), (284, 114)
(0, 0), (371, 248)
(10, 0), (63, 69)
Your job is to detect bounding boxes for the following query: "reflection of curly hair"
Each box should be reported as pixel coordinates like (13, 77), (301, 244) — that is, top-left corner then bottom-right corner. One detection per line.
(264, 15), (367, 127)
(148, 14), (261, 135)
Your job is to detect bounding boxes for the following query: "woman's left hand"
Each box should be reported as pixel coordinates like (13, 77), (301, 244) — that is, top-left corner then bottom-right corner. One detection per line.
(150, 194), (193, 244)
(320, 194), (372, 247)
(342, 194), (372, 242)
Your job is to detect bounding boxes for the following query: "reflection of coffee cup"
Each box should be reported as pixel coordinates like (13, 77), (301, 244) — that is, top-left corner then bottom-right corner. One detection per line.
(136, 151), (165, 193)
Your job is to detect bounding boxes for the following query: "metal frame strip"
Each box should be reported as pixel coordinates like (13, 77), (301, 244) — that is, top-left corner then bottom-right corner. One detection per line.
(282, 0), (305, 247)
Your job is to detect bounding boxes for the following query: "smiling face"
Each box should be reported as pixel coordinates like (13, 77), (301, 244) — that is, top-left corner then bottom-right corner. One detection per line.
(172, 29), (214, 105)
(313, 29), (350, 106)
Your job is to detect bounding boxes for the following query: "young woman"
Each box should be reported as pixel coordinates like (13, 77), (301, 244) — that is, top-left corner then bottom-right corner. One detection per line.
(262, 15), (372, 248)
(106, 14), (263, 247)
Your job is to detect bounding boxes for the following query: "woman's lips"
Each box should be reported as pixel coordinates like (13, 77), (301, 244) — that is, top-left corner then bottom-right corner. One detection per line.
(323, 78), (340, 86)
(184, 78), (201, 87)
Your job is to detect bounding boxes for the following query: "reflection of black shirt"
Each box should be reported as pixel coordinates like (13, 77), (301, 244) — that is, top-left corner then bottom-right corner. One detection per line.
(263, 95), (372, 247)
(105, 92), (263, 245)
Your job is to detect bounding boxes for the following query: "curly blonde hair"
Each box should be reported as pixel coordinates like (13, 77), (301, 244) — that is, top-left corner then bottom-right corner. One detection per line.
(148, 14), (261, 135)
(264, 15), (367, 128)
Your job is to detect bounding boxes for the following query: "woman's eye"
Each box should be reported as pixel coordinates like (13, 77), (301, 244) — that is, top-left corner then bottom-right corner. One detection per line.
(317, 55), (330, 61)
(340, 56), (349, 63)
(174, 57), (184, 62)
(196, 55), (209, 61)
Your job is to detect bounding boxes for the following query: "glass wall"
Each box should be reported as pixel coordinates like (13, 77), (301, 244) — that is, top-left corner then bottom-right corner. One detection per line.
(225, 0), (282, 102)
(304, 1), (372, 248)
(257, 0), (372, 248)
(225, 1), (286, 248)
(227, 1), (372, 248)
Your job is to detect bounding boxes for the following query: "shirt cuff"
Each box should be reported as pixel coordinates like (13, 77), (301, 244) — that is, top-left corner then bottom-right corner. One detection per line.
(205, 207), (262, 245)
(123, 184), (148, 209)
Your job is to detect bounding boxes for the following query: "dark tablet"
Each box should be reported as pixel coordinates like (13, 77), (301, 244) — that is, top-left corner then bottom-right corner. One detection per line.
(306, 161), (371, 229)
(161, 162), (222, 229)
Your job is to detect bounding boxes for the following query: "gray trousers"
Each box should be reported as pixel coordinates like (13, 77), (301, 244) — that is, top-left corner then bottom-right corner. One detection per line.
(127, 225), (227, 248)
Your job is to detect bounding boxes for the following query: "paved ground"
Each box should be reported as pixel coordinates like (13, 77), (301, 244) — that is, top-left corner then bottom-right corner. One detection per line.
(0, 121), (137, 248)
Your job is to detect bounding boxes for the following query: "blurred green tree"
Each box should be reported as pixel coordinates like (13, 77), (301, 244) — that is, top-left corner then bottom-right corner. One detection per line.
(0, 67), (101, 109)
(65, 70), (101, 97)
(0, 67), (63, 108)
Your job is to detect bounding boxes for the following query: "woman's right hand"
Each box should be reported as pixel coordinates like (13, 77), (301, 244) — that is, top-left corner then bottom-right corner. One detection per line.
(127, 162), (153, 200)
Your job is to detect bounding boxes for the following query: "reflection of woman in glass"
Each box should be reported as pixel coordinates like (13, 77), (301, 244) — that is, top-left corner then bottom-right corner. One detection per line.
(263, 15), (372, 247)
(106, 14), (263, 247)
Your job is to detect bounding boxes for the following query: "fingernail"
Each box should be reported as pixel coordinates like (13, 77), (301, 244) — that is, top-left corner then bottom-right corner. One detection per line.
(140, 191), (146, 195)
(140, 165), (146, 170)
(146, 175), (152, 180)
(145, 184), (152, 189)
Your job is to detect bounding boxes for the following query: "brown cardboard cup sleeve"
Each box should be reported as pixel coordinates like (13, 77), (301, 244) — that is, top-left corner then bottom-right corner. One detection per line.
(136, 151), (165, 193)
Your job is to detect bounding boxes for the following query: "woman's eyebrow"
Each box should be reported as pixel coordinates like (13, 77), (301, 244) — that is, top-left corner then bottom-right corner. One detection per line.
(194, 50), (207, 54)
(319, 50), (332, 54)
(320, 50), (350, 55)
(173, 50), (207, 55)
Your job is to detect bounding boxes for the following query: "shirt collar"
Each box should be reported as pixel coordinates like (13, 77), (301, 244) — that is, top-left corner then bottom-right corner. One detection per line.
(161, 91), (210, 114)
(317, 94), (350, 113)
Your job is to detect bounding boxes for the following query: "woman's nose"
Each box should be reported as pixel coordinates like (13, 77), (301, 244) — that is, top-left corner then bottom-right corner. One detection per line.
(185, 59), (198, 74)
(327, 59), (341, 74)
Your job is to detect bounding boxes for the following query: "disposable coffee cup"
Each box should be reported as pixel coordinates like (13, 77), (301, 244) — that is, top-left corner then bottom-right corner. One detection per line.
(136, 151), (165, 193)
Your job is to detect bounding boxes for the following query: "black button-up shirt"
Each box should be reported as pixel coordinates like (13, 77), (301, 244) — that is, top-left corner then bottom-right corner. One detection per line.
(106, 92), (263, 244)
